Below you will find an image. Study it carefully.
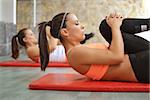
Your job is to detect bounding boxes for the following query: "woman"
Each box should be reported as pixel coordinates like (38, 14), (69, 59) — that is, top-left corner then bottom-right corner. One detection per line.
(39, 12), (149, 83)
(11, 24), (94, 63)
(11, 27), (62, 63)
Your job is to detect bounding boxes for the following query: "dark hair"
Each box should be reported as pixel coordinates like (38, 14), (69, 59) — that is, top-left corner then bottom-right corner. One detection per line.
(38, 12), (69, 71)
(11, 28), (28, 59)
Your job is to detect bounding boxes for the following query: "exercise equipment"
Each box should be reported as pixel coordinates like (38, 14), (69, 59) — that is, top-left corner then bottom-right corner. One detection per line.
(0, 60), (70, 67)
(29, 73), (150, 92)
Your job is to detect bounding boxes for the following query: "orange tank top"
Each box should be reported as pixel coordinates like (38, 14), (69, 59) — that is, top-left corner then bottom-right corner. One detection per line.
(82, 43), (109, 80)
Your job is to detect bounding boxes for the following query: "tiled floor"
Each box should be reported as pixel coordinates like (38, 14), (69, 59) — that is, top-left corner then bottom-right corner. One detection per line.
(0, 55), (149, 100)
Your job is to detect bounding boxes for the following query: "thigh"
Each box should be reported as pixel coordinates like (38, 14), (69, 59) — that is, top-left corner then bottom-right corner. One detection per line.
(122, 33), (149, 54)
(129, 50), (150, 83)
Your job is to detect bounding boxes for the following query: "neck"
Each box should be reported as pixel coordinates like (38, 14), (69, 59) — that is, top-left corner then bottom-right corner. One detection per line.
(26, 42), (37, 48)
(62, 39), (81, 53)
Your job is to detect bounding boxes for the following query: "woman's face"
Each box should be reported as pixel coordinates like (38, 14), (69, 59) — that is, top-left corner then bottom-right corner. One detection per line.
(63, 13), (85, 42)
(24, 29), (38, 44)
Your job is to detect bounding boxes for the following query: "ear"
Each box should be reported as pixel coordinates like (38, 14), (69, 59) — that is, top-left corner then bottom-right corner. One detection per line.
(60, 29), (69, 37)
(23, 37), (27, 42)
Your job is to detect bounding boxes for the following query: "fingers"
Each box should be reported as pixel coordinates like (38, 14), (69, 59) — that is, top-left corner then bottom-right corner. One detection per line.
(115, 13), (123, 19)
(105, 12), (124, 28)
(106, 12), (123, 19)
(110, 13), (115, 18)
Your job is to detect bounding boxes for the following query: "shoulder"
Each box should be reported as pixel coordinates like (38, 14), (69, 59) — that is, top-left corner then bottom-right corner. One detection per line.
(67, 45), (85, 65)
(69, 43), (107, 56)
(26, 45), (39, 53)
(26, 45), (39, 60)
(84, 43), (108, 48)
(67, 43), (110, 66)
(67, 44), (96, 66)
(71, 43), (108, 54)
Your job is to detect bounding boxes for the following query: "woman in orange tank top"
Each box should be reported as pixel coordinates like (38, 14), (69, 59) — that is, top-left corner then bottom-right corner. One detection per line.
(38, 12), (150, 83)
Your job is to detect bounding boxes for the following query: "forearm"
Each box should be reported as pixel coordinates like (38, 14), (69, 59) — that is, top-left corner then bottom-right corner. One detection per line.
(47, 36), (58, 53)
(109, 27), (124, 61)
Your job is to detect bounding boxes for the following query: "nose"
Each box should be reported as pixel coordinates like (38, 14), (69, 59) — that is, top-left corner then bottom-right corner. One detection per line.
(81, 24), (85, 29)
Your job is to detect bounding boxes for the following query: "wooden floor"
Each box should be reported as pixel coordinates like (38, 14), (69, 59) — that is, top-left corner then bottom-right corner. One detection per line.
(0, 55), (149, 100)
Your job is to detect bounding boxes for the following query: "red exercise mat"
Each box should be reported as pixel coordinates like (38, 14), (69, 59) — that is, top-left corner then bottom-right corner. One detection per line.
(28, 73), (150, 92)
(0, 60), (70, 67)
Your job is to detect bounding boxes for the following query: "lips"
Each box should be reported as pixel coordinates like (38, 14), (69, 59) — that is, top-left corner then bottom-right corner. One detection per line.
(81, 28), (85, 33)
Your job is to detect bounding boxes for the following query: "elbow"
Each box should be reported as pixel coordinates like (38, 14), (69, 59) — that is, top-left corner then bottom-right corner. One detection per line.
(109, 51), (124, 64)
(51, 46), (57, 52)
(116, 58), (124, 64)
(111, 54), (124, 64)
(114, 55), (124, 64)
(48, 45), (57, 53)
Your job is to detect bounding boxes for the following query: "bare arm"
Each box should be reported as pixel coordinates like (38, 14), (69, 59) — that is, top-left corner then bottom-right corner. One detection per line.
(26, 45), (40, 62)
(107, 13), (124, 62)
(69, 13), (124, 66)
(27, 26), (59, 62)
(46, 26), (59, 53)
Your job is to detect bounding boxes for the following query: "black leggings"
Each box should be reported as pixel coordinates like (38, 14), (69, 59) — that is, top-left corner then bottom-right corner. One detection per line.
(99, 18), (150, 83)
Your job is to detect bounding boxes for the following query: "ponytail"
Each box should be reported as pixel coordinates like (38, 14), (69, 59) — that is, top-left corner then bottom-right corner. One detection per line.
(11, 28), (27, 59)
(11, 35), (19, 59)
(38, 13), (69, 71)
(38, 22), (49, 71)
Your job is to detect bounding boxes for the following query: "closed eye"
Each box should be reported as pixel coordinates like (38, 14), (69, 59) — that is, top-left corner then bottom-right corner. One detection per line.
(75, 21), (80, 25)
(75, 23), (79, 25)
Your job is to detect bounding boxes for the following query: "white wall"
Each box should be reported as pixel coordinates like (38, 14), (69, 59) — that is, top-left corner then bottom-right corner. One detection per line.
(0, 0), (16, 24)
(143, 0), (150, 17)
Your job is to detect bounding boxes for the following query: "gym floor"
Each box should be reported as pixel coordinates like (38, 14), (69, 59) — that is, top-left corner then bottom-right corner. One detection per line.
(0, 55), (149, 100)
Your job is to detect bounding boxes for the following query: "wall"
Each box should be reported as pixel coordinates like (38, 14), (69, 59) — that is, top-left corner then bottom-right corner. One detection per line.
(17, 0), (33, 30)
(17, 0), (145, 43)
(0, 0), (15, 23)
(0, 0), (16, 56)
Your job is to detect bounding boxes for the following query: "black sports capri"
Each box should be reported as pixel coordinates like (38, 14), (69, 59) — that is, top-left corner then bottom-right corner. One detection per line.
(99, 18), (150, 83)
